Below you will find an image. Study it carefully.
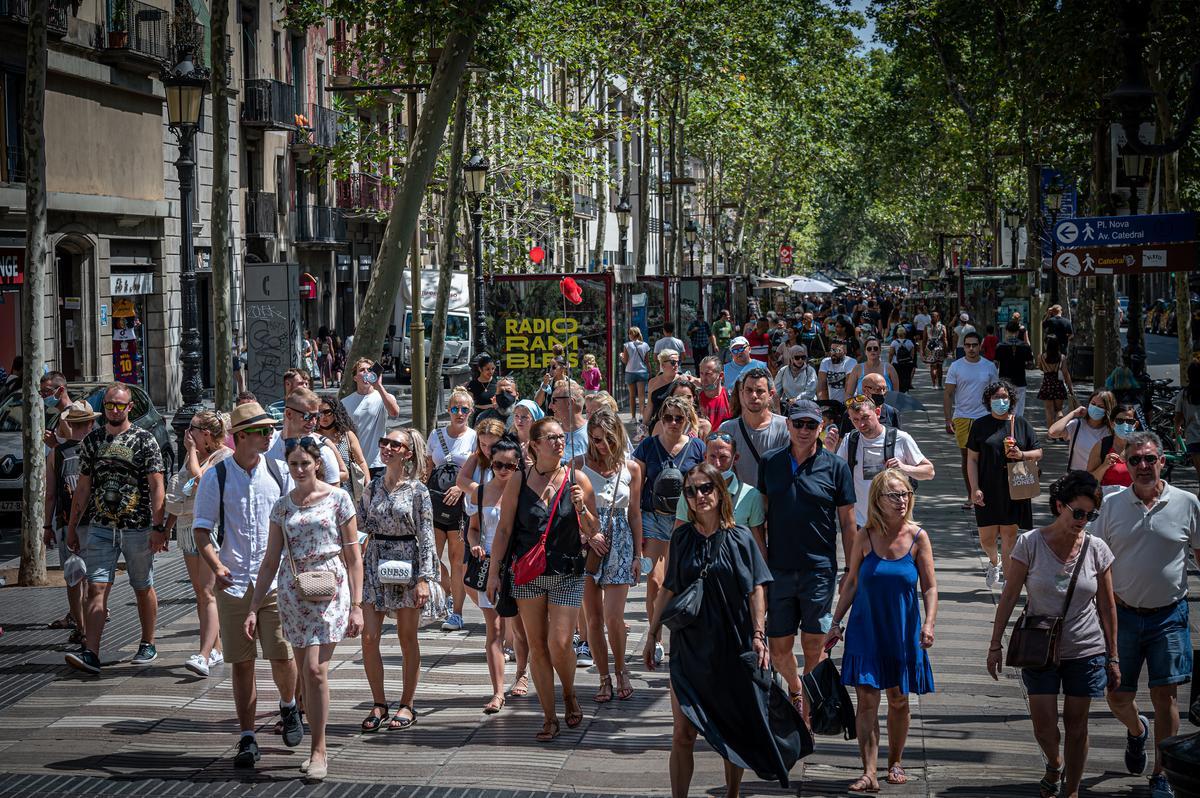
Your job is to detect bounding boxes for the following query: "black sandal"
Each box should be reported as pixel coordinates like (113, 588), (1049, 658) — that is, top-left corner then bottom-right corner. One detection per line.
(361, 702), (390, 732)
(388, 704), (417, 730)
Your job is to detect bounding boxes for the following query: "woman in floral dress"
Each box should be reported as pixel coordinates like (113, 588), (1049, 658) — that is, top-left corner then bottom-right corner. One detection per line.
(245, 439), (363, 781)
(358, 428), (440, 732)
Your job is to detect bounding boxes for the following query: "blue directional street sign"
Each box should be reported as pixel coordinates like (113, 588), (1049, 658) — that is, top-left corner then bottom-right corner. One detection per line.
(1053, 212), (1197, 249)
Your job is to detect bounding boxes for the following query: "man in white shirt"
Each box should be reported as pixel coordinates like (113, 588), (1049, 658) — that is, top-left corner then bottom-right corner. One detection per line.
(267, 387), (345, 489)
(1092, 431), (1200, 795)
(774, 345), (818, 409)
(193, 402), (301, 768)
(654, 322), (686, 365)
(817, 340), (855, 404)
(943, 330), (998, 505)
(341, 357), (400, 476)
(834, 394), (934, 524)
(912, 306), (932, 341)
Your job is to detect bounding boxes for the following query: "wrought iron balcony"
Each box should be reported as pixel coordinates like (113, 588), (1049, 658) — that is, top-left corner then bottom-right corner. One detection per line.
(244, 191), (277, 237)
(241, 78), (297, 130)
(336, 173), (393, 215)
(0, 0), (68, 35)
(290, 103), (337, 155)
(101, 0), (169, 69)
(2, 143), (23, 184)
(292, 205), (347, 247)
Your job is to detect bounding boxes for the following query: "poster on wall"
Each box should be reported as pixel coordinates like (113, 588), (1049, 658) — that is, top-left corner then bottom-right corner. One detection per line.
(112, 298), (143, 385)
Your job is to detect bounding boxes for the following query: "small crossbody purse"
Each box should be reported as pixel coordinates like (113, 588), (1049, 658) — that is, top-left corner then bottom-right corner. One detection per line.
(282, 526), (338, 602)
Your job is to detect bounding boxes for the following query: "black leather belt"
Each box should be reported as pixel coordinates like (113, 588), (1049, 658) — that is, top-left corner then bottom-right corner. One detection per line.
(373, 534), (417, 542)
(1116, 597), (1175, 616)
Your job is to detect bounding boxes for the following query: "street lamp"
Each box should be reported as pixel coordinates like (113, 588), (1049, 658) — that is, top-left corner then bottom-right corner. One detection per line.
(463, 150), (489, 353)
(1044, 177), (1064, 306)
(162, 51), (209, 464)
(1120, 137), (1155, 356)
(684, 218), (699, 277)
(615, 196), (631, 274)
(1005, 206), (1022, 270)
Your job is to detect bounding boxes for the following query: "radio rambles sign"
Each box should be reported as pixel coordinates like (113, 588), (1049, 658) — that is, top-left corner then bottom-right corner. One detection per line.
(502, 317), (580, 370)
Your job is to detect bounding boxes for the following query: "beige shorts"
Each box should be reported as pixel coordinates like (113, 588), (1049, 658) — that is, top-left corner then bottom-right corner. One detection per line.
(216, 589), (292, 664)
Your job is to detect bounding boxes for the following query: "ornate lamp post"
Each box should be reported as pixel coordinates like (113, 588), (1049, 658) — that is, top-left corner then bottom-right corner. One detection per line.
(684, 218), (699, 277)
(1005, 206), (1022, 270)
(162, 51), (209, 463)
(615, 196), (631, 274)
(1121, 141), (1154, 356)
(463, 150), (489, 353)
(1044, 177), (1064, 306)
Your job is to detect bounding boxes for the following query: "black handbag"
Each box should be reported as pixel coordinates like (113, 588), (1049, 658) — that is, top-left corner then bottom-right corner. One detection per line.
(1007, 535), (1090, 669)
(660, 529), (723, 632)
(464, 482), (490, 591)
(802, 657), (857, 739)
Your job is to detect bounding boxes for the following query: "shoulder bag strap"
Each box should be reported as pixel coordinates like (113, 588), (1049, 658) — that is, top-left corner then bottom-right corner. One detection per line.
(277, 499), (300, 575)
(541, 470), (569, 546)
(1060, 535), (1091, 618)
(437, 428), (452, 458)
(216, 460), (227, 544)
(738, 417), (762, 465)
(1068, 420), (1083, 466)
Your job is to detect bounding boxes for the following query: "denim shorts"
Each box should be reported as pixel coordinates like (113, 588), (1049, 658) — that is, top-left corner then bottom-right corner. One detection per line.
(1116, 599), (1193, 692)
(641, 511), (676, 543)
(1022, 654), (1108, 698)
(625, 370), (649, 386)
(86, 525), (155, 590)
(766, 567), (834, 637)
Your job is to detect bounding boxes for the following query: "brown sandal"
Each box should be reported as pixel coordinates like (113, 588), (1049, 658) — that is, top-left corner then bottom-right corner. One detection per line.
(848, 775), (880, 793)
(510, 671), (530, 697)
(483, 694), (505, 714)
(594, 675), (613, 703)
(564, 693), (583, 728)
(616, 670), (634, 700)
(886, 765), (907, 785)
(535, 718), (560, 742)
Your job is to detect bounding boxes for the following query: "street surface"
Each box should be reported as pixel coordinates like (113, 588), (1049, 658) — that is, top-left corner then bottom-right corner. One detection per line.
(0, 348), (1196, 797)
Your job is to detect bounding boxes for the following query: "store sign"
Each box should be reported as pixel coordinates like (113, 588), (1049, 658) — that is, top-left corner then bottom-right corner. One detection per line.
(300, 272), (318, 300)
(502, 317), (579, 370)
(0, 247), (23, 289)
(110, 273), (154, 296)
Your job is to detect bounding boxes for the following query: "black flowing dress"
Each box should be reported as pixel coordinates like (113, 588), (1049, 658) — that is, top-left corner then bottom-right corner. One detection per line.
(967, 414), (1039, 528)
(665, 523), (812, 786)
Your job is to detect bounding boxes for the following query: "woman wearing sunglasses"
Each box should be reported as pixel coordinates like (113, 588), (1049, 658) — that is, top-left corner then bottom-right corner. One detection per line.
(987, 471), (1118, 798)
(633, 394), (706, 665)
(485, 417), (598, 742)
(1085, 403), (1140, 492)
(643, 348), (683, 430)
(357, 428), (439, 733)
(425, 388), (478, 631)
(644, 463), (806, 796)
(316, 398), (370, 501)
(845, 336), (899, 399)
(651, 379), (710, 439)
(824, 469), (937, 792)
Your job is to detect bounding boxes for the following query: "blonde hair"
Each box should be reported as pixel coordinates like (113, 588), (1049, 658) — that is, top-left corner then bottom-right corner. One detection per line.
(585, 391), (619, 414)
(191, 409), (227, 439)
(660, 394), (699, 432)
(586, 409), (629, 473)
(657, 348), (680, 364)
(553, 378), (584, 409)
(351, 357), (374, 374)
(289, 387), (319, 408)
(448, 386), (475, 409)
(392, 428), (428, 481)
(474, 418), (507, 467)
(864, 468), (915, 534)
(627, 326), (643, 341)
(582, 353), (597, 368)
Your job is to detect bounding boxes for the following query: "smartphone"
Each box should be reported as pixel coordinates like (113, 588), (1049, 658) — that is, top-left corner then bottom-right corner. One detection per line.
(370, 361), (385, 379)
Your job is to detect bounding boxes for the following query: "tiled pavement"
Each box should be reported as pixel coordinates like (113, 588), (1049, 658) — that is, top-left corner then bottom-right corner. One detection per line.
(0, 374), (1196, 797)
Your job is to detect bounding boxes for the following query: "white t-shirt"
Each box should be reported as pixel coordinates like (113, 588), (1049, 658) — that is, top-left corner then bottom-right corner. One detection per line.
(428, 426), (477, 469)
(836, 427), (926, 525)
(654, 336), (686, 358)
(264, 433), (342, 491)
(953, 323), (977, 345)
(819, 356), (856, 403)
(945, 357), (998, 419)
(913, 313), (931, 332)
(1063, 418), (1109, 472)
(341, 389), (390, 468)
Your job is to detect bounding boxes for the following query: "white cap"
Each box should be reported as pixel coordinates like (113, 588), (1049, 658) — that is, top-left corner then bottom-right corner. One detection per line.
(959, 312), (970, 322)
(730, 336), (750, 347)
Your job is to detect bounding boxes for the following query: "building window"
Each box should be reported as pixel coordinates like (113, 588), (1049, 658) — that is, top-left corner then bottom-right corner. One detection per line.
(0, 68), (25, 184)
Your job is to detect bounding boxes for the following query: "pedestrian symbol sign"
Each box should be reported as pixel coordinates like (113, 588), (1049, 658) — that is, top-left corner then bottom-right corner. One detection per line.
(1051, 212), (1196, 248)
(1056, 221), (1078, 245)
(1056, 252), (1082, 276)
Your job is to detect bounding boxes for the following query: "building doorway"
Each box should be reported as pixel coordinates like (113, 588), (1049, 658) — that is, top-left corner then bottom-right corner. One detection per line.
(54, 240), (91, 381)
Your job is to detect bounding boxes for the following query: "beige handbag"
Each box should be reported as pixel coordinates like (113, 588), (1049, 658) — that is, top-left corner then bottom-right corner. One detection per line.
(1006, 416), (1041, 501)
(282, 523), (338, 602)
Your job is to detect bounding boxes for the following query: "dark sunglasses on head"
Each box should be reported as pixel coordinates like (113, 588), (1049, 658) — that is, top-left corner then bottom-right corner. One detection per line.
(286, 406), (319, 422)
(1126, 454), (1159, 467)
(378, 437), (406, 450)
(790, 418), (821, 430)
(284, 436), (320, 451)
(1067, 505), (1100, 522)
(683, 481), (717, 499)
(705, 432), (734, 444)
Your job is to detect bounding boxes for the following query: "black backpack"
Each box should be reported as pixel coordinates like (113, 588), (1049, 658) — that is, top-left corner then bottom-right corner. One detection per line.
(427, 429), (464, 530)
(894, 341), (913, 365)
(802, 658), (857, 739)
(845, 426), (917, 493)
(651, 438), (686, 515)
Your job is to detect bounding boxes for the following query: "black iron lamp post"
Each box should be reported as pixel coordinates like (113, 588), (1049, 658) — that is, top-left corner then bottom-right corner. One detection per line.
(721, 232), (734, 274)
(684, 218), (699, 277)
(162, 51), (210, 464)
(1044, 178), (1064, 306)
(1121, 139), (1154, 356)
(463, 150), (490, 353)
(615, 196), (631, 273)
(1005, 206), (1022, 270)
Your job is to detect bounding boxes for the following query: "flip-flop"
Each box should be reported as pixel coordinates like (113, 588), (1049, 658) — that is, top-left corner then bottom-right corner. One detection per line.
(886, 765), (907, 785)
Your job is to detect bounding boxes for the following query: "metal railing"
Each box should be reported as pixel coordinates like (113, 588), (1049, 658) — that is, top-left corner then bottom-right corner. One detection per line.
(293, 103), (336, 148)
(105, 0), (169, 62)
(1, 0), (68, 33)
(244, 191), (277, 236)
(336, 173), (393, 213)
(292, 205), (347, 244)
(2, 144), (23, 183)
(241, 78), (297, 128)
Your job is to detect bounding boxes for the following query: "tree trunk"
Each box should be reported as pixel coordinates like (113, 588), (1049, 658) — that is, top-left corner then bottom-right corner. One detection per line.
(426, 82), (468, 424)
(19, 0), (49, 586)
(210, 0), (232, 411)
(340, 4), (493, 400)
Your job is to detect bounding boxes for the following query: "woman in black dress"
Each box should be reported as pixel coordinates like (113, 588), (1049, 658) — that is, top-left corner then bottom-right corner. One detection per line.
(967, 379), (1043, 591)
(644, 463), (810, 796)
(486, 417), (598, 742)
(466, 353), (497, 425)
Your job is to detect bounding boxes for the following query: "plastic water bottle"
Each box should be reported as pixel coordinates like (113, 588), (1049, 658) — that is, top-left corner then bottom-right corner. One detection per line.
(364, 371), (378, 385)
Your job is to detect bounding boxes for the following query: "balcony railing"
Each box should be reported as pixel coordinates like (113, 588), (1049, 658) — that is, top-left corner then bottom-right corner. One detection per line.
(1, 0), (67, 34)
(331, 40), (360, 85)
(244, 191), (277, 237)
(241, 79), (297, 130)
(103, 0), (169, 64)
(2, 144), (23, 184)
(292, 205), (347, 246)
(336, 173), (393, 214)
(291, 103), (337, 152)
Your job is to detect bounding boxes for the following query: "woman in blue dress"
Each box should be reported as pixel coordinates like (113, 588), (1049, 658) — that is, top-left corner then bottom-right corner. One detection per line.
(825, 467), (938, 792)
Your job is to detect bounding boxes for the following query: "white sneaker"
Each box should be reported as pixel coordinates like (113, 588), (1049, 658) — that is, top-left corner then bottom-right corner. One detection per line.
(985, 564), (1003, 590)
(208, 650), (224, 667)
(185, 653), (210, 677)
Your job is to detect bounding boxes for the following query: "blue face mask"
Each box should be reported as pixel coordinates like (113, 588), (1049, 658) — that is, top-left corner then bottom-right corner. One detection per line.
(43, 395), (58, 408)
(990, 398), (1011, 415)
(1115, 422), (1136, 438)
(1087, 404), (1107, 421)
(722, 468), (736, 482)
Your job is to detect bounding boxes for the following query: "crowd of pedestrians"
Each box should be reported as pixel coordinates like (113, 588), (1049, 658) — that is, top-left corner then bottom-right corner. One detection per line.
(31, 289), (1198, 797)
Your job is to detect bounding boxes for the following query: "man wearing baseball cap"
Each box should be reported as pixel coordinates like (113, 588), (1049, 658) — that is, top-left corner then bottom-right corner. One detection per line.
(723, 336), (756, 390)
(757, 399), (856, 719)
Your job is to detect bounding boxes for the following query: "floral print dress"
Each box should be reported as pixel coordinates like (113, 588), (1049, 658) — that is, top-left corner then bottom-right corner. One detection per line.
(270, 487), (357, 647)
(359, 476), (439, 611)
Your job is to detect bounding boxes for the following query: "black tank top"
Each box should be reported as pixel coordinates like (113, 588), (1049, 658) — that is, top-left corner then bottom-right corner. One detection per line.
(514, 467), (583, 576)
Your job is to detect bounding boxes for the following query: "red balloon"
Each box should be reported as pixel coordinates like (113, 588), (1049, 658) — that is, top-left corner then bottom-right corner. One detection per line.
(559, 276), (583, 305)
(529, 246), (545, 264)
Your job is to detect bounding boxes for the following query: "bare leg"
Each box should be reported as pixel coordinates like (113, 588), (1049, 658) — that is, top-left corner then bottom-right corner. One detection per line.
(231, 660), (258, 731)
(184, 554), (220, 659)
(1061, 696), (1092, 798)
(446, 532), (469, 615)
(298, 643), (336, 767)
(360, 605), (387, 705)
(643, 537), (669, 630)
(434, 529), (451, 590)
(769, 634), (802, 698)
(546, 603), (579, 703)
(395, 608), (421, 708)
(1028, 695), (1064, 794)
(583, 578), (609, 683)
(978, 524), (1000, 568)
(517, 596), (558, 725)
(998, 524), (1020, 578)
(603, 584), (631, 674)
(960, 448), (971, 503)
(1149, 685), (1181, 776)
(669, 687), (698, 798)
(268, 657), (298, 704)
(885, 687), (910, 769)
(854, 686), (882, 789)
(482, 608), (506, 702)
(133, 587), (157, 645)
(83, 582), (113, 656)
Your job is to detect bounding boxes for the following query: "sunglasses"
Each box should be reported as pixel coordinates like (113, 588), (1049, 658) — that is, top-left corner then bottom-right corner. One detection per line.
(845, 393), (872, 408)
(790, 418), (821, 430)
(284, 436), (320, 451)
(492, 461), (520, 473)
(666, 360), (680, 366)
(539, 433), (566, 444)
(244, 426), (274, 437)
(552, 394), (571, 401)
(1067, 505), (1100, 522)
(1126, 455), (1159, 467)
(730, 345), (747, 353)
(883, 490), (913, 502)
(866, 346), (881, 352)
(318, 408), (335, 417)
(286, 406), (319, 422)
(683, 481), (717, 499)
(378, 438), (406, 450)
(103, 401), (131, 411)
(449, 406), (472, 415)
(706, 432), (734, 444)
(792, 356), (807, 362)
(662, 413), (686, 425)
(188, 425), (208, 434)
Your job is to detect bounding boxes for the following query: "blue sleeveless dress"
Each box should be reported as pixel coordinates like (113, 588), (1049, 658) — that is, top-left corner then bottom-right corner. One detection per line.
(841, 528), (934, 694)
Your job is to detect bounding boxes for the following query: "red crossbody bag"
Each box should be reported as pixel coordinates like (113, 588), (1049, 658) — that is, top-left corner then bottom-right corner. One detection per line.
(512, 472), (569, 586)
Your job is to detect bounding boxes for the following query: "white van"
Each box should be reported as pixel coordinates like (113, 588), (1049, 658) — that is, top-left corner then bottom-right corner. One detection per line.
(393, 270), (473, 384)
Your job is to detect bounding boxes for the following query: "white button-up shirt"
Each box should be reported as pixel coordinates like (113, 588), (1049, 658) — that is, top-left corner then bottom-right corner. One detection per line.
(193, 455), (283, 598)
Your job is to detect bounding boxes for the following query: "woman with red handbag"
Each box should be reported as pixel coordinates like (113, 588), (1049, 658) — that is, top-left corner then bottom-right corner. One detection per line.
(485, 417), (599, 742)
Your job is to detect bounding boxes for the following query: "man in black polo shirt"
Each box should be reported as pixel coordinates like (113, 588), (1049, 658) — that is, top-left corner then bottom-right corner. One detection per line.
(758, 399), (857, 717)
